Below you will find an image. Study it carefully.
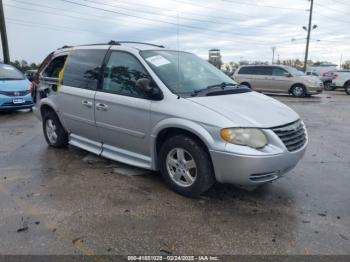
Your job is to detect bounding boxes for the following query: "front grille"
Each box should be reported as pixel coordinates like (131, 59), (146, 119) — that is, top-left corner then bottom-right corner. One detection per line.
(0, 90), (30, 97)
(272, 120), (307, 152)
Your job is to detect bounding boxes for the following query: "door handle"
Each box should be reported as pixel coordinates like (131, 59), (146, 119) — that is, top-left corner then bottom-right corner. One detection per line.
(96, 103), (108, 111)
(82, 100), (93, 108)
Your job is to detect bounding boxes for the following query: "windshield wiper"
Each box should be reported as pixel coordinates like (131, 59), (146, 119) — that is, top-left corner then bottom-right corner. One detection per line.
(191, 82), (237, 97)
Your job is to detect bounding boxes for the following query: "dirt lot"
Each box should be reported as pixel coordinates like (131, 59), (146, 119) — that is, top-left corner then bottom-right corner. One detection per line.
(0, 91), (349, 255)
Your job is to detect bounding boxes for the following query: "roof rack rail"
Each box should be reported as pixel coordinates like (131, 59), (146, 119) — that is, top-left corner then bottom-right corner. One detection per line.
(108, 40), (164, 48)
(58, 41), (165, 50)
(57, 45), (73, 50)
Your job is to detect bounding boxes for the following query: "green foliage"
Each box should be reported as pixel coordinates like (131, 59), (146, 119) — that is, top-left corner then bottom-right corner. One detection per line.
(342, 60), (350, 70)
(8, 60), (39, 72)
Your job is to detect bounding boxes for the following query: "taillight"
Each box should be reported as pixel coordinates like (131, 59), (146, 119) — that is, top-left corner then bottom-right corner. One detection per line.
(333, 74), (338, 80)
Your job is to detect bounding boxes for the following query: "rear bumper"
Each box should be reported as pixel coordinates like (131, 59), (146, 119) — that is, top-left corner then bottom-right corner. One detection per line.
(209, 145), (306, 188)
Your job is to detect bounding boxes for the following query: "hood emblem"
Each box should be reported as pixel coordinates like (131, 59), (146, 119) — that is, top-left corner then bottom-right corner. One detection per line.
(14, 91), (20, 96)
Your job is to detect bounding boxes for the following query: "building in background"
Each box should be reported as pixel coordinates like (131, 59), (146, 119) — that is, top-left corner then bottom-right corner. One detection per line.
(208, 49), (222, 69)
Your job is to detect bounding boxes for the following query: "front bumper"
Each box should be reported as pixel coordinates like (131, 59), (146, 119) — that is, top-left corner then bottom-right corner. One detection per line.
(209, 143), (307, 188)
(307, 85), (323, 94)
(0, 95), (33, 110)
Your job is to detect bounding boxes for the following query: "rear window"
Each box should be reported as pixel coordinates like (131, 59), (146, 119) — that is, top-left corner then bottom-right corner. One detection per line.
(0, 64), (25, 80)
(63, 49), (107, 90)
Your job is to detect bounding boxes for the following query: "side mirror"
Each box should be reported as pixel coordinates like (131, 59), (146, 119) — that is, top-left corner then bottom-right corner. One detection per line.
(136, 78), (163, 100)
(284, 72), (292, 77)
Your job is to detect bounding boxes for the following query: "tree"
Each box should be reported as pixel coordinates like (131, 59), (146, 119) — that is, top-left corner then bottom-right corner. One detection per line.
(342, 60), (350, 70)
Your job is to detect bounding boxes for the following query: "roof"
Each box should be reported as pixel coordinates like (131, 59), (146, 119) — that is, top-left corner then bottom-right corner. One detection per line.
(56, 41), (165, 52)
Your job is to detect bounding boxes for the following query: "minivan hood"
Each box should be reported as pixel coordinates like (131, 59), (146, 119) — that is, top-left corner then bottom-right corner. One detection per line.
(188, 92), (299, 128)
(0, 79), (30, 92)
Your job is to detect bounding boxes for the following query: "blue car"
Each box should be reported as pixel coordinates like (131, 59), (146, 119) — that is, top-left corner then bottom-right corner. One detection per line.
(0, 64), (33, 110)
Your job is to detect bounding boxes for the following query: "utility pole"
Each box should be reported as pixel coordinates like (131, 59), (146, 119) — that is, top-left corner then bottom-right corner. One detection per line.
(303, 0), (314, 72)
(0, 0), (10, 64)
(272, 47), (276, 64)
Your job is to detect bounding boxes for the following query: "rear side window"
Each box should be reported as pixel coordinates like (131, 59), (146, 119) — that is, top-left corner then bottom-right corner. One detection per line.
(63, 49), (106, 90)
(255, 67), (272, 76)
(238, 67), (255, 74)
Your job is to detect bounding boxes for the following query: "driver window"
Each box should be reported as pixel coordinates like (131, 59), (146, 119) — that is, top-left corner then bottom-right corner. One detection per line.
(103, 52), (149, 97)
(43, 56), (67, 78)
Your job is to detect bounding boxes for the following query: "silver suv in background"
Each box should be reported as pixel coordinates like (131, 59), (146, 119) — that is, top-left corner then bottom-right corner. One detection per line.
(233, 65), (323, 97)
(33, 41), (308, 197)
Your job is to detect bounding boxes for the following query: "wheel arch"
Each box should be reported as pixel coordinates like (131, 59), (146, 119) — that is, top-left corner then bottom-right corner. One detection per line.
(40, 103), (57, 118)
(151, 119), (216, 170)
(240, 82), (251, 88)
(39, 101), (67, 131)
(344, 80), (350, 88)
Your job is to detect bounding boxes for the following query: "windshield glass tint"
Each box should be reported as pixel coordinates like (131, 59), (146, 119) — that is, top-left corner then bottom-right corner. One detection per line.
(287, 67), (305, 76)
(0, 65), (25, 80)
(140, 50), (237, 94)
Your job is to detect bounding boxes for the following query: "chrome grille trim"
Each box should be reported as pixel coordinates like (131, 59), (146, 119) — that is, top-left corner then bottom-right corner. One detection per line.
(272, 120), (307, 152)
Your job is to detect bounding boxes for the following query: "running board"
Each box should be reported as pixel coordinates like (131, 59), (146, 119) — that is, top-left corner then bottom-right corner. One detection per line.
(69, 134), (102, 156)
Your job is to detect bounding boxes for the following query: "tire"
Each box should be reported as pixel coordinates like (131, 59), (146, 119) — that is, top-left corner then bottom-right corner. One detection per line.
(291, 85), (306, 97)
(43, 111), (68, 148)
(324, 81), (336, 91)
(240, 82), (251, 89)
(159, 135), (215, 198)
(345, 83), (350, 95)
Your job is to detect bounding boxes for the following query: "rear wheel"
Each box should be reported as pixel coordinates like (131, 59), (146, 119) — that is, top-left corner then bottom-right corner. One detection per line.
(43, 111), (68, 148)
(159, 135), (215, 198)
(291, 85), (306, 97)
(345, 83), (350, 95)
(324, 81), (336, 91)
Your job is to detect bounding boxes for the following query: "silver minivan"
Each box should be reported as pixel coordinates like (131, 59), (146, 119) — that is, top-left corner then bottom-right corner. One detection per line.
(33, 41), (307, 197)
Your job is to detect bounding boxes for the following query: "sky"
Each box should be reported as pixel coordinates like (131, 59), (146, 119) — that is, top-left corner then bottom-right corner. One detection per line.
(1, 0), (350, 65)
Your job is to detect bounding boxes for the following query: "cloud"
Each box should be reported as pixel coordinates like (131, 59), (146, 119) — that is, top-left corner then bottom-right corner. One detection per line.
(2, 0), (350, 64)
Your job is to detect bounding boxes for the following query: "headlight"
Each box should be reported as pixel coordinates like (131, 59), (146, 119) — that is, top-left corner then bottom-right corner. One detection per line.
(220, 128), (268, 149)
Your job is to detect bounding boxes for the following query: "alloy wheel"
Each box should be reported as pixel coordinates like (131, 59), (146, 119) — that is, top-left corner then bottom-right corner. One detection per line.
(166, 148), (197, 187)
(45, 119), (58, 144)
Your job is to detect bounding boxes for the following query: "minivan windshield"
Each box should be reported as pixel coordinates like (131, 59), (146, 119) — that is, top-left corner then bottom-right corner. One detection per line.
(287, 66), (305, 76)
(0, 64), (25, 80)
(140, 50), (239, 94)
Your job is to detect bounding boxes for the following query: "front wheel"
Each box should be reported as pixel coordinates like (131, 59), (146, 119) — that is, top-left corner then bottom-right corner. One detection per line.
(43, 111), (68, 148)
(291, 85), (306, 97)
(345, 83), (350, 95)
(159, 135), (215, 198)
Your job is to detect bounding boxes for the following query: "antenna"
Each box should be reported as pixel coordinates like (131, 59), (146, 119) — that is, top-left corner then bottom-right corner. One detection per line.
(177, 12), (180, 98)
